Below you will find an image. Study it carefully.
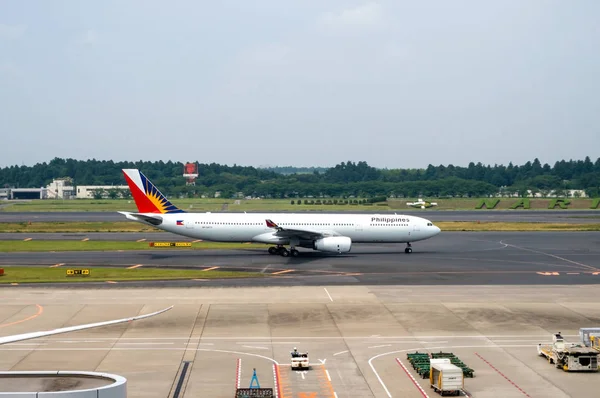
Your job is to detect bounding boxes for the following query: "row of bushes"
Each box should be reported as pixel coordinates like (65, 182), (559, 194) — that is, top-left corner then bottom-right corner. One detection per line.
(291, 199), (378, 205)
(292, 198), (600, 209)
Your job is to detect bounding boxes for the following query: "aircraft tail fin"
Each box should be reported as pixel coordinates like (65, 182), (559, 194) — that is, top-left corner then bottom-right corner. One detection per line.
(122, 169), (185, 214)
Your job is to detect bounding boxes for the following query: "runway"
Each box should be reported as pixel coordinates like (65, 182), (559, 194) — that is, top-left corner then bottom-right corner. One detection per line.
(1, 210), (599, 223)
(2, 232), (599, 287)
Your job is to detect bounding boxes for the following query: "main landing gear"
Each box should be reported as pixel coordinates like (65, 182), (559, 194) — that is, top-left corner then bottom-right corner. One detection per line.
(405, 243), (412, 254)
(268, 245), (300, 257)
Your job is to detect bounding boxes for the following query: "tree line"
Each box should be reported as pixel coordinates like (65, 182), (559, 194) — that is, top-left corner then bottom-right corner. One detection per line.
(1, 157), (599, 198)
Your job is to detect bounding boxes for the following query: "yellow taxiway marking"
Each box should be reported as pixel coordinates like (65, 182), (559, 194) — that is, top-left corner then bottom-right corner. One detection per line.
(81, 238), (89, 242)
(272, 269), (294, 275)
(136, 238), (146, 242)
(10, 283), (19, 286)
(202, 266), (220, 272)
(127, 264), (144, 269)
(106, 281), (118, 284)
(23, 238), (32, 241)
(50, 263), (65, 268)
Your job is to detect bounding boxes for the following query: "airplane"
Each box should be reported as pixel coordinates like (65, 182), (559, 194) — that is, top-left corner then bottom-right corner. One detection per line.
(0, 306), (172, 345)
(119, 169), (441, 256)
(406, 198), (438, 209)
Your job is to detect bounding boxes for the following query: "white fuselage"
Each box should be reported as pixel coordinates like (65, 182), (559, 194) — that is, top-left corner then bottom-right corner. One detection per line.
(131, 212), (441, 246)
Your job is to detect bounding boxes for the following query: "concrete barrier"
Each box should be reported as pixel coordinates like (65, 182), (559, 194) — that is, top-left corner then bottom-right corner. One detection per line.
(0, 371), (126, 398)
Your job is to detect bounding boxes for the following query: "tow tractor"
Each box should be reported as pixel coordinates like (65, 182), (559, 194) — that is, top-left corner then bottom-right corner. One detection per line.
(291, 347), (310, 370)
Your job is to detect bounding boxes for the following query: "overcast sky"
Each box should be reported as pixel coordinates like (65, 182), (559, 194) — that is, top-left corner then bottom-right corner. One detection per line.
(1, 1), (599, 169)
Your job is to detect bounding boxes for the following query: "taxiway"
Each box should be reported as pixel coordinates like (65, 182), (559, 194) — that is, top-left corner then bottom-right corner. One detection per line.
(1, 232), (599, 287)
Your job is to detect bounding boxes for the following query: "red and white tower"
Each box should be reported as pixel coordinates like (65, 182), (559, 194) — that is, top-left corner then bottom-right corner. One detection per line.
(183, 162), (199, 186)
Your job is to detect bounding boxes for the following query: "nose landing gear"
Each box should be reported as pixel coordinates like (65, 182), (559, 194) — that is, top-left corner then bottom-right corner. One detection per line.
(405, 243), (412, 254)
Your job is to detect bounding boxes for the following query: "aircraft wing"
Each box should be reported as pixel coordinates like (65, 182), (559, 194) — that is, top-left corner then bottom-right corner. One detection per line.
(265, 219), (334, 240)
(0, 306), (173, 345)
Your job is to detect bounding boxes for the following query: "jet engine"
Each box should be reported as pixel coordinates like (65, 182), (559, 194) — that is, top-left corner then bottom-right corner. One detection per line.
(313, 236), (352, 253)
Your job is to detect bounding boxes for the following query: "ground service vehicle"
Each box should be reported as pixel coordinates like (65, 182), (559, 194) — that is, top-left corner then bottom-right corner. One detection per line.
(538, 332), (599, 372)
(291, 351), (309, 370)
(580, 327), (600, 347)
(430, 361), (464, 396)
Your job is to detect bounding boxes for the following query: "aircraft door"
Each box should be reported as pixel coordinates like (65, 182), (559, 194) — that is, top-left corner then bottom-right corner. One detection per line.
(413, 223), (420, 232)
(185, 220), (194, 229)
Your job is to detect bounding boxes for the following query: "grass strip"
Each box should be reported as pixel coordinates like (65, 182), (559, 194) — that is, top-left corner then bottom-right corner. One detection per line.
(0, 241), (262, 252)
(2, 198), (599, 212)
(0, 222), (160, 233)
(0, 266), (262, 284)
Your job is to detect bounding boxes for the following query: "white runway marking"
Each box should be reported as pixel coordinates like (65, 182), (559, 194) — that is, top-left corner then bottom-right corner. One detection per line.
(324, 288), (334, 302)
(32, 334), (578, 341)
(242, 345), (269, 350)
(115, 342), (174, 345)
(272, 364), (279, 398)
(501, 240), (600, 271)
(368, 344), (391, 349)
(237, 342), (299, 345)
(236, 358), (241, 389)
(10, 343), (46, 346)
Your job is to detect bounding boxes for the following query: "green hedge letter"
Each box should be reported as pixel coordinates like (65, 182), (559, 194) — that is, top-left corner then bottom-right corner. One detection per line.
(510, 199), (530, 209)
(548, 199), (570, 209)
(475, 199), (500, 209)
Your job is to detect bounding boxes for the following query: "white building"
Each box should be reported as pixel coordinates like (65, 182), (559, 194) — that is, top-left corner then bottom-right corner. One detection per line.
(46, 178), (75, 199)
(76, 185), (129, 199)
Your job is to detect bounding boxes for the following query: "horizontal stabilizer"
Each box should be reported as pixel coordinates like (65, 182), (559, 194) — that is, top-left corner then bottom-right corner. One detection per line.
(118, 211), (163, 226)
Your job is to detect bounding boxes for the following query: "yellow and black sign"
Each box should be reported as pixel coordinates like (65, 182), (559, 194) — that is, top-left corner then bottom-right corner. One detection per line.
(149, 242), (192, 247)
(66, 269), (90, 276)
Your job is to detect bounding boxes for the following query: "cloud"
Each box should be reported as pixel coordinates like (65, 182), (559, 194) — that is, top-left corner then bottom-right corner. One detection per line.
(317, 2), (385, 31)
(0, 24), (27, 40)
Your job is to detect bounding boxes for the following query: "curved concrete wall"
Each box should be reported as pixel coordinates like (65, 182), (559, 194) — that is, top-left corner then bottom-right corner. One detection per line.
(0, 371), (126, 398)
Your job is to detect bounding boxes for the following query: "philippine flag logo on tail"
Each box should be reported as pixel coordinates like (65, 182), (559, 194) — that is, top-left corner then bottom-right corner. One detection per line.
(176, 220), (184, 226)
(122, 169), (185, 214)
